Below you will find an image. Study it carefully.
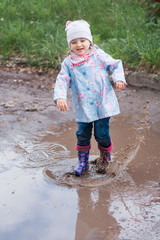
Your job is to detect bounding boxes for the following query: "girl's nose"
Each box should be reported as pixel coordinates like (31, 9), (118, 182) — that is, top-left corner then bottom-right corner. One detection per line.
(76, 40), (82, 46)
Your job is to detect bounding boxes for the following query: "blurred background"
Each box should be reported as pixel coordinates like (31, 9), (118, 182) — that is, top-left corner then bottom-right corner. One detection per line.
(0, 0), (159, 72)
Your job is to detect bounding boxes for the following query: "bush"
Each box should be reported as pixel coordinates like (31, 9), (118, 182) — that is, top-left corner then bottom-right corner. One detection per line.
(0, 0), (159, 72)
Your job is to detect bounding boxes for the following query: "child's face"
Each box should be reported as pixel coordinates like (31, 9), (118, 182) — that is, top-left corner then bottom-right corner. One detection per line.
(70, 38), (91, 56)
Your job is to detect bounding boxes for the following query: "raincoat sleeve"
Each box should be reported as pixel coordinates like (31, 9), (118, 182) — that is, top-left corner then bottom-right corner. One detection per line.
(100, 50), (126, 84)
(53, 59), (71, 104)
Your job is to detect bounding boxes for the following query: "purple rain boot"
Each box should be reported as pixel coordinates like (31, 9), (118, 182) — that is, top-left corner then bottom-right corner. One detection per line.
(74, 151), (89, 176)
(100, 151), (111, 164)
(95, 141), (113, 174)
(74, 144), (91, 176)
(98, 141), (113, 164)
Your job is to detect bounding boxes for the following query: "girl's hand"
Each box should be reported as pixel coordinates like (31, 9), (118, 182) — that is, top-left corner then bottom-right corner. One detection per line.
(115, 81), (125, 90)
(57, 99), (68, 112)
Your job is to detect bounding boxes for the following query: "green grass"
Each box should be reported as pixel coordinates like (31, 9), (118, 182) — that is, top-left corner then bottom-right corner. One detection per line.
(0, 0), (159, 72)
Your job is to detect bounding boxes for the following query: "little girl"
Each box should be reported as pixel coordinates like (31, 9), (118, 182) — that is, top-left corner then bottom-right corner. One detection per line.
(54, 20), (126, 176)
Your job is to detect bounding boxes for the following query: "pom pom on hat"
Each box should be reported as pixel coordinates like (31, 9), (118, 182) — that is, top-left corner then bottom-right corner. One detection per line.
(65, 20), (93, 46)
(65, 21), (72, 27)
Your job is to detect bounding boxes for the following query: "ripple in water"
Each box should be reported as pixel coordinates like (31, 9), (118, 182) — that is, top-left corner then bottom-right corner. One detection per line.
(16, 142), (70, 168)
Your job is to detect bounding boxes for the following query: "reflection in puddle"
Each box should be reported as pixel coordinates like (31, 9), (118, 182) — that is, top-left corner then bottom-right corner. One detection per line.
(0, 167), (78, 240)
(74, 187), (120, 240)
(109, 174), (160, 240)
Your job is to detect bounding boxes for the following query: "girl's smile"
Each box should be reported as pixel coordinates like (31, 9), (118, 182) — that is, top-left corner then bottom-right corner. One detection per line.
(70, 38), (91, 56)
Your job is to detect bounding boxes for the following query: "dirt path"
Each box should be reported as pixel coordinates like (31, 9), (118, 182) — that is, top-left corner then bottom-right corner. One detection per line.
(0, 68), (160, 240)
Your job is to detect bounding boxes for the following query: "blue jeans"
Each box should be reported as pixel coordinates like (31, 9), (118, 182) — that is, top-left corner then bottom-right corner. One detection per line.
(76, 117), (111, 148)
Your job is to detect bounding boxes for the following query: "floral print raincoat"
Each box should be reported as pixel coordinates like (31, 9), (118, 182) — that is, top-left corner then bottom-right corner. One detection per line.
(54, 47), (126, 122)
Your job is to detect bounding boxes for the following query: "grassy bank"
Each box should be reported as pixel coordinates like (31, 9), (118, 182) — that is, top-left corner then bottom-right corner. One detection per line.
(0, 0), (159, 72)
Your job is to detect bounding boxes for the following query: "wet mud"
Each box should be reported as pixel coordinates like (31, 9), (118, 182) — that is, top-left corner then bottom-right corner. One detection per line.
(0, 68), (160, 240)
(43, 118), (141, 188)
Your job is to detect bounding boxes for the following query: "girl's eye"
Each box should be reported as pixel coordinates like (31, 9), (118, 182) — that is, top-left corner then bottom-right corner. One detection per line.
(71, 42), (76, 44)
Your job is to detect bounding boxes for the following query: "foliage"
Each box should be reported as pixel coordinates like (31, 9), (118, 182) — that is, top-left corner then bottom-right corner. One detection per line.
(0, 0), (159, 72)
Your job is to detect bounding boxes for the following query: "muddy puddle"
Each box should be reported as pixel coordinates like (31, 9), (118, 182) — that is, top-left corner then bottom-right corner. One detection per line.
(1, 116), (160, 240)
(42, 118), (141, 188)
(0, 73), (160, 240)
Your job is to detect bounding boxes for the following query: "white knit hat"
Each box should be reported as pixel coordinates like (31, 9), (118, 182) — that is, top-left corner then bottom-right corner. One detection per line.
(65, 20), (93, 45)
